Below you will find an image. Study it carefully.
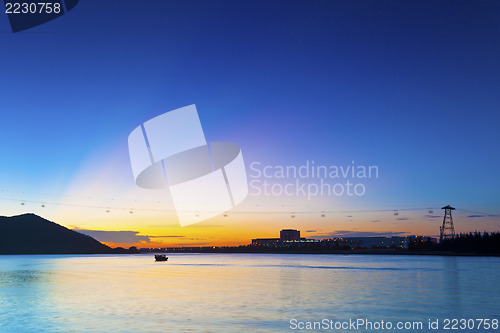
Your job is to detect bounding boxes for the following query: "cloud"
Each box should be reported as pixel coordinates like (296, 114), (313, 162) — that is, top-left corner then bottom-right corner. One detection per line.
(467, 214), (496, 218)
(424, 215), (441, 219)
(370, 220), (380, 223)
(396, 217), (409, 220)
(74, 229), (151, 244)
(72, 227), (188, 245)
(305, 230), (317, 233)
(311, 230), (409, 238)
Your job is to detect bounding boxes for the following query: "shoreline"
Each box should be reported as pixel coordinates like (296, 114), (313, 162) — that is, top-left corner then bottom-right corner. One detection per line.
(147, 249), (500, 257)
(1, 250), (499, 257)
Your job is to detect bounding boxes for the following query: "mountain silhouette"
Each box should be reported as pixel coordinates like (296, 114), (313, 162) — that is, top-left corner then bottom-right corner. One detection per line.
(0, 213), (114, 254)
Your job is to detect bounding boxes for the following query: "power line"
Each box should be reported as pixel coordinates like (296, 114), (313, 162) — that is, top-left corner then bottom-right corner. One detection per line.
(0, 190), (497, 217)
(0, 196), (472, 216)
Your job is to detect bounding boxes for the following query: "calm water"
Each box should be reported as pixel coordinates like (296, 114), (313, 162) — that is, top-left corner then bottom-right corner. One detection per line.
(0, 254), (499, 332)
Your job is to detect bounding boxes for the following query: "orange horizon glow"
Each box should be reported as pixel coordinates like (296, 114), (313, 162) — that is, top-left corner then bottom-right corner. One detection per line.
(67, 211), (500, 249)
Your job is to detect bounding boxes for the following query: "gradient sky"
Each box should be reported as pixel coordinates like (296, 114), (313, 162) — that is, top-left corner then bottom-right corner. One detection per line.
(1, 0), (499, 247)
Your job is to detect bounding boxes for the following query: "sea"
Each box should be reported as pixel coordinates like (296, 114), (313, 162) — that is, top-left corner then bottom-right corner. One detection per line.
(0, 253), (498, 333)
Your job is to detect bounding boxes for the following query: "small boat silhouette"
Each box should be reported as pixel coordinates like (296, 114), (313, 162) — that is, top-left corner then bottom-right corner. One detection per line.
(155, 254), (168, 262)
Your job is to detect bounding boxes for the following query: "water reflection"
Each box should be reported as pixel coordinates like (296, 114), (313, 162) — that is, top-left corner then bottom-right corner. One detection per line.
(0, 256), (66, 332)
(0, 254), (498, 332)
(442, 256), (462, 315)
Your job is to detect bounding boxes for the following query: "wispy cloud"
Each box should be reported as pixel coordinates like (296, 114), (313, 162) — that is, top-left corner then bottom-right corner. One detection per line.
(74, 229), (150, 244)
(73, 229), (186, 245)
(467, 214), (496, 218)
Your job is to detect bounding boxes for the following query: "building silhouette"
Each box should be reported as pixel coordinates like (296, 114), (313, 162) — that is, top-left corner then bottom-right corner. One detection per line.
(252, 229), (305, 246)
(252, 229), (437, 249)
(280, 229), (301, 241)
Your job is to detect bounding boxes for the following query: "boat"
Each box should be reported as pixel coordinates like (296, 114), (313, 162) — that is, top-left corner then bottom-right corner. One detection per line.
(155, 254), (168, 261)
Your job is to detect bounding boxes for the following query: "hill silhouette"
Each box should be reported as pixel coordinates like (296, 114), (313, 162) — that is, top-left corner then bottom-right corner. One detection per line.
(0, 213), (115, 254)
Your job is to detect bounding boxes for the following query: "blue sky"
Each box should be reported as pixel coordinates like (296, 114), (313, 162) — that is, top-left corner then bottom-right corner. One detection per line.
(0, 0), (499, 240)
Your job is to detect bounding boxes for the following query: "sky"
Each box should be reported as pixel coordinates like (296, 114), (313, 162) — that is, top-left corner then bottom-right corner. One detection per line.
(0, 0), (499, 247)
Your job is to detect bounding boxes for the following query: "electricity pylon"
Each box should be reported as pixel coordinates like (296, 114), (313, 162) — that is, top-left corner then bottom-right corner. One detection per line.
(440, 205), (456, 241)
